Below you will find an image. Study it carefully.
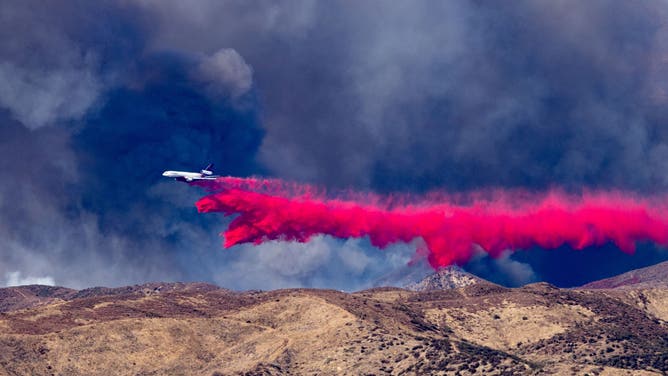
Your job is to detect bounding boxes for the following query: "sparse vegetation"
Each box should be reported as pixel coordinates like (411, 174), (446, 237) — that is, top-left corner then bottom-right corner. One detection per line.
(0, 280), (666, 375)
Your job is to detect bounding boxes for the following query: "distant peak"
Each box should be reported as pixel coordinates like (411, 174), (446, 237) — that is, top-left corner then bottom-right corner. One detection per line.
(404, 265), (483, 291)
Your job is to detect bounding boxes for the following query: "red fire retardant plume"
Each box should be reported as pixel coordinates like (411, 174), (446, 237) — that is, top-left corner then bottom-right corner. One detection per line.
(193, 177), (668, 268)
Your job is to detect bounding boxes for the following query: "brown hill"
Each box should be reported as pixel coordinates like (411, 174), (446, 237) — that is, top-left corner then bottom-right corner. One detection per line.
(0, 280), (667, 375)
(0, 283), (221, 313)
(581, 261), (668, 289)
(0, 285), (75, 313)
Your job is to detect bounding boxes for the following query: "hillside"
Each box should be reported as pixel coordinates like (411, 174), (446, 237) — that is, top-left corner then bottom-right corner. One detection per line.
(581, 261), (668, 289)
(0, 276), (666, 375)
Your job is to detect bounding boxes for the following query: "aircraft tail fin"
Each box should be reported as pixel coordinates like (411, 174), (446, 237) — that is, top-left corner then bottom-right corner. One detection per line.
(201, 163), (214, 176)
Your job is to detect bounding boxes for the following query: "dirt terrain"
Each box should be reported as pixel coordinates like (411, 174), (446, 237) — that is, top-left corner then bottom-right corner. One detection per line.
(0, 268), (667, 375)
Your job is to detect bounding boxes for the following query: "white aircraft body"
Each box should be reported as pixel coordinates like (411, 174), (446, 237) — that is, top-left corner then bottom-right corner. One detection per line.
(162, 163), (219, 182)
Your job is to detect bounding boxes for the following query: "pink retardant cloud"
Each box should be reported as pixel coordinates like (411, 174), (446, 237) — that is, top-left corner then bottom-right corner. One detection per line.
(194, 177), (668, 268)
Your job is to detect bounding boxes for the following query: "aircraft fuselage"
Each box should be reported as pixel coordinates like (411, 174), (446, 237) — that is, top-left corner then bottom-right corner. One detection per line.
(162, 164), (218, 182)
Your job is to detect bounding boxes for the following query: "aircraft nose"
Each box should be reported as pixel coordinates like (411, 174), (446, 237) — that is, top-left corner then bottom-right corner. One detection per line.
(162, 171), (169, 177)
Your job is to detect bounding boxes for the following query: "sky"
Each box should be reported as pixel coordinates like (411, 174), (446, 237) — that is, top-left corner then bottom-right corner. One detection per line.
(2, 0), (668, 290)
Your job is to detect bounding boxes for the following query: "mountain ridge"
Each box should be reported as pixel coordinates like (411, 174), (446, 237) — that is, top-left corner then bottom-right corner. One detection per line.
(0, 282), (665, 375)
(0, 262), (667, 374)
(580, 260), (668, 289)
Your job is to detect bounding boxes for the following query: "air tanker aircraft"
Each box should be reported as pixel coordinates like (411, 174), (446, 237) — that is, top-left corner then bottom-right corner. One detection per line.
(162, 163), (219, 182)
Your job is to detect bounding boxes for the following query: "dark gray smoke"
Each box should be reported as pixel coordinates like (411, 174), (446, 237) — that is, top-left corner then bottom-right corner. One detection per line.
(2, 1), (668, 289)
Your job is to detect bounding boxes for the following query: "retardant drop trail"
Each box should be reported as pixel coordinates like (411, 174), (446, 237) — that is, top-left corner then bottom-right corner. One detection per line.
(193, 177), (668, 268)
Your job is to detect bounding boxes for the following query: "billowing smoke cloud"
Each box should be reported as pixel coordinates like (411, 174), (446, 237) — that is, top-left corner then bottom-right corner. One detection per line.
(196, 177), (668, 268)
(3, 1), (668, 289)
(465, 248), (537, 287)
(0, 1), (265, 288)
(195, 48), (254, 98)
(211, 235), (418, 291)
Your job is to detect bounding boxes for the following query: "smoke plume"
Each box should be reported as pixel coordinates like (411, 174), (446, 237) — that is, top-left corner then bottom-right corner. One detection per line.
(195, 177), (668, 268)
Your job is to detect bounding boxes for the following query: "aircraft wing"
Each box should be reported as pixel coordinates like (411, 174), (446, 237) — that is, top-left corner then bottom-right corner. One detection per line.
(191, 176), (219, 181)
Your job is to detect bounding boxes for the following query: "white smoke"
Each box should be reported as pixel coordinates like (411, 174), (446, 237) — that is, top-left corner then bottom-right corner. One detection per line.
(211, 235), (417, 291)
(465, 247), (538, 287)
(0, 62), (101, 129)
(196, 48), (253, 98)
(4, 271), (55, 287)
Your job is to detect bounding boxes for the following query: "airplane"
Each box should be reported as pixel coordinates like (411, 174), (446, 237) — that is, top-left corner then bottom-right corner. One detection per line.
(162, 163), (219, 182)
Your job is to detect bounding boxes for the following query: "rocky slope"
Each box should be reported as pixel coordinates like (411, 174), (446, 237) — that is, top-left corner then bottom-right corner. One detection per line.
(404, 266), (483, 291)
(0, 273), (666, 375)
